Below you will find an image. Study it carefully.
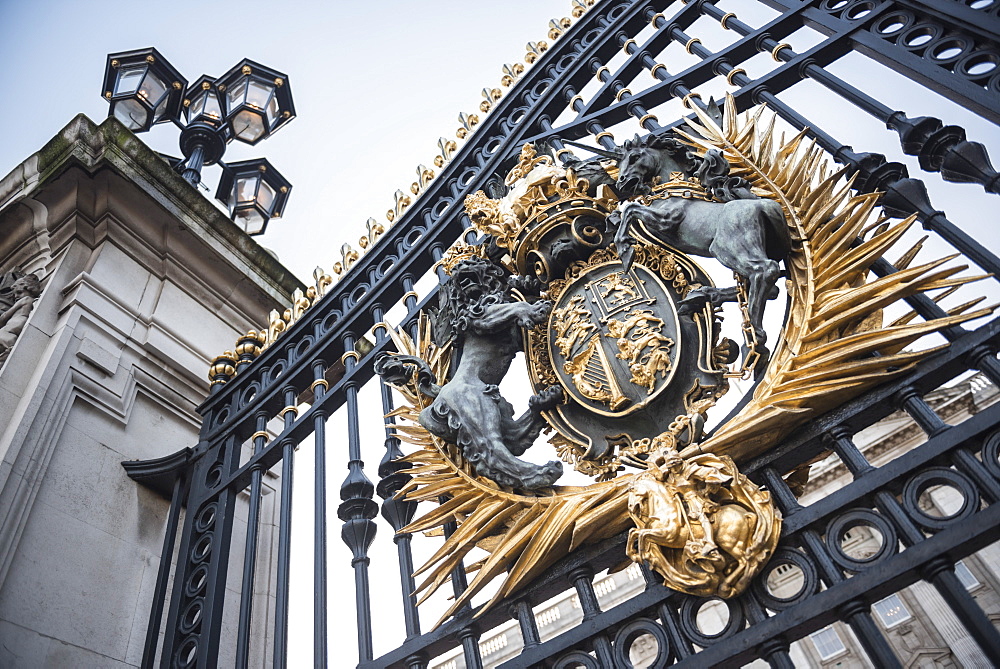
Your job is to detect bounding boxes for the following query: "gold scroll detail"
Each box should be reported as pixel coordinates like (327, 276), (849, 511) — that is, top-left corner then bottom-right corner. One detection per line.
(626, 443), (780, 598)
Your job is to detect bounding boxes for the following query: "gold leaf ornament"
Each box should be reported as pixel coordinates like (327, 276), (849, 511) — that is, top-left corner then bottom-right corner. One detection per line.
(379, 94), (991, 625)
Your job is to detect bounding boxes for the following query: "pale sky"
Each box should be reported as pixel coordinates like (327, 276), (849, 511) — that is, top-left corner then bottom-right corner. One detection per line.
(3, 1), (999, 666)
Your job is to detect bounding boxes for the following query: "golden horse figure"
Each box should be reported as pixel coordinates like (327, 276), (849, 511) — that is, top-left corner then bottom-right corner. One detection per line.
(626, 444), (780, 598)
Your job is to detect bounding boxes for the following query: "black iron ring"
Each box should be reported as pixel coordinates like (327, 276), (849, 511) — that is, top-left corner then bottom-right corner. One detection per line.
(612, 617), (672, 668)
(825, 508), (898, 572)
(751, 547), (819, 611)
(679, 596), (746, 648)
(902, 466), (980, 531)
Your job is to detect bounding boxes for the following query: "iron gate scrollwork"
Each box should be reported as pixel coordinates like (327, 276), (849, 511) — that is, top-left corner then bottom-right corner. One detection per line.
(128, 0), (1000, 667)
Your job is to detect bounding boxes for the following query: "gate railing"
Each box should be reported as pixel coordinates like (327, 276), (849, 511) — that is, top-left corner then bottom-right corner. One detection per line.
(127, 0), (1000, 666)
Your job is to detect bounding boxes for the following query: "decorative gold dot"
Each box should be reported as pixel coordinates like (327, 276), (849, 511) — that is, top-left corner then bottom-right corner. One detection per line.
(105, 91), (112, 99)
(274, 77), (284, 87)
(202, 81), (212, 90)
(111, 59), (119, 68)
(242, 65), (252, 75)
(172, 81), (182, 90)
(146, 55), (155, 63)
(280, 186), (288, 193)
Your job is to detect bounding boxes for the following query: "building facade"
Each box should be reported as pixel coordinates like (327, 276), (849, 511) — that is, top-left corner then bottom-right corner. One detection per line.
(0, 115), (299, 667)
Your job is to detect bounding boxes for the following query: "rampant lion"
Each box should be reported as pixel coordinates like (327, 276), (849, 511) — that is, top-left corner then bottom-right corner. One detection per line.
(375, 256), (564, 490)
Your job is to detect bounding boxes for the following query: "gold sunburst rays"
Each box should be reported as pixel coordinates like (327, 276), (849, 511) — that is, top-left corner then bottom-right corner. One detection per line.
(676, 94), (994, 460)
(379, 94), (993, 628)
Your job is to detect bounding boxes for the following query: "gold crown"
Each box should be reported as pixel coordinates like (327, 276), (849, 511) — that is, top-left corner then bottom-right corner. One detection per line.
(439, 242), (489, 275)
(464, 143), (618, 264)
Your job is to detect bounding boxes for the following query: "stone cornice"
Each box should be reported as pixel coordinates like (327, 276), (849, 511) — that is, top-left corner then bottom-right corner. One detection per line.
(0, 114), (305, 303)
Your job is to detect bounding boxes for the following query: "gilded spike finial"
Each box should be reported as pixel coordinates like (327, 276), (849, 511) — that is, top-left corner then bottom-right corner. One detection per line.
(291, 288), (310, 322)
(266, 309), (286, 346)
(411, 164), (435, 195)
(548, 18), (572, 40)
(386, 190), (412, 222)
(525, 41), (548, 63)
(313, 266), (333, 298)
(434, 137), (458, 167)
(340, 243), (359, 273)
(456, 112), (480, 139)
(359, 217), (386, 248)
(480, 87), (503, 113)
(501, 63), (524, 87)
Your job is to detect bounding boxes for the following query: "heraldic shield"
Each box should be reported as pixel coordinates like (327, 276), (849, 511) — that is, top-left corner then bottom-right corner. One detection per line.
(536, 250), (728, 464)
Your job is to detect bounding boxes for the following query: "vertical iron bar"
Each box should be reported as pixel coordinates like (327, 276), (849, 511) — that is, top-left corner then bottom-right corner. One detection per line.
(372, 303), (422, 639)
(339, 333), (378, 663)
(312, 361), (330, 667)
(511, 599), (540, 650)
(459, 627), (484, 669)
(140, 472), (186, 669)
(827, 426), (875, 477)
(657, 601), (694, 660)
(897, 388), (950, 436)
(272, 387), (299, 669)
(235, 414), (269, 668)
(197, 435), (242, 669)
(569, 565), (615, 666)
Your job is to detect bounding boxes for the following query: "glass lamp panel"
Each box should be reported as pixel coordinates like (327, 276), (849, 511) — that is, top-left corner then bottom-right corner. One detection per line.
(139, 71), (168, 107)
(246, 80), (273, 111)
(265, 94), (279, 126)
(227, 78), (248, 108)
(257, 181), (276, 213)
(232, 110), (265, 143)
(113, 99), (148, 130)
(115, 66), (145, 95)
(203, 91), (222, 123)
(186, 91), (206, 123)
(153, 95), (170, 122)
(235, 176), (258, 205)
(235, 208), (266, 235)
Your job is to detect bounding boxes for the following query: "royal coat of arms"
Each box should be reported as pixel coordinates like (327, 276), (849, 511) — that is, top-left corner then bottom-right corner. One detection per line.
(374, 96), (989, 625)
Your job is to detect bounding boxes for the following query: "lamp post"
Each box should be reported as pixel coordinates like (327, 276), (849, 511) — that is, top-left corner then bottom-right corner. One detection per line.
(100, 49), (295, 236)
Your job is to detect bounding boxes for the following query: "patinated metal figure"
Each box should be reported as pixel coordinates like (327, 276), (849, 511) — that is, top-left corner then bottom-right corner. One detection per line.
(375, 256), (564, 490)
(612, 134), (790, 369)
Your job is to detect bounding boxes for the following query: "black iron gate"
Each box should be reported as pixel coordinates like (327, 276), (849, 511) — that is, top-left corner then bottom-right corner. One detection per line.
(128, 0), (1000, 666)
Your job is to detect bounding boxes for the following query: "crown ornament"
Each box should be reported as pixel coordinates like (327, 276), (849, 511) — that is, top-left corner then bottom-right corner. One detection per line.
(464, 143), (618, 283)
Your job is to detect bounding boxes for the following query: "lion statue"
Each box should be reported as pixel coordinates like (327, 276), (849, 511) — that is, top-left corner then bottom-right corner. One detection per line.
(376, 256), (564, 490)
